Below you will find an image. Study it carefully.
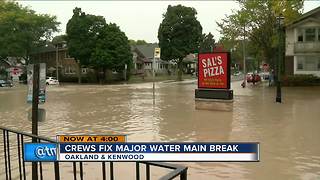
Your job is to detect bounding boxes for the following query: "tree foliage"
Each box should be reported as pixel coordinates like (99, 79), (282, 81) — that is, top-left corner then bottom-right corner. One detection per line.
(158, 5), (202, 80)
(66, 8), (132, 83)
(129, 39), (148, 46)
(217, 0), (303, 68)
(52, 34), (67, 45)
(199, 32), (215, 53)
(91, 23), (132, 72)
(66, 8), (106, 66)
(0, 0), (59, 62)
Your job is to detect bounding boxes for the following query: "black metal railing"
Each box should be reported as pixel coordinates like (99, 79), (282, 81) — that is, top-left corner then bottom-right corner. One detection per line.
(0, 126), (187, 180)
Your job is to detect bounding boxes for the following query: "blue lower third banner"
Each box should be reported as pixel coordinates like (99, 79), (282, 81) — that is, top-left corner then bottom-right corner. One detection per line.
(24, 143), (57, 162)
(58, 143), (259, 162)
(24, 143), (259, 162)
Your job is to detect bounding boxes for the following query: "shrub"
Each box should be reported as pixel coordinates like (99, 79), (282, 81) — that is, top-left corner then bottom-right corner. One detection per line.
(282, 74), (320, 86)
(59, 76), (78, 83)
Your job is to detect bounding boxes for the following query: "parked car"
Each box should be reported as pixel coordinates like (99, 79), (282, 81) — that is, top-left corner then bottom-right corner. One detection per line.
(0, 80), (13, 87)
(46, 77), (59, 85)
(246, 73), (261, 83)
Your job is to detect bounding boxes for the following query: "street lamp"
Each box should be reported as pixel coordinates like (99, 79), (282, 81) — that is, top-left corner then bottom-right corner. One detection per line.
(276, 14), (284, 103)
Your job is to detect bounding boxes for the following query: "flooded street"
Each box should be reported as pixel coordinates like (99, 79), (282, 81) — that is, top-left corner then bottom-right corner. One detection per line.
(1, 80), (320, 179)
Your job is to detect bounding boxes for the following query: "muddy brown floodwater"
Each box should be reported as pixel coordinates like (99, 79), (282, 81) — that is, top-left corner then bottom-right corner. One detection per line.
(0, 80), (320, 179)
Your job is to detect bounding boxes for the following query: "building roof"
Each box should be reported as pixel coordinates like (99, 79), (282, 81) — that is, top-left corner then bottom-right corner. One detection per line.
(30, 43), (56, 54)
(134, 43), (159, 59)
(30, 42), (68, 54)
(286, 6), (320, 27)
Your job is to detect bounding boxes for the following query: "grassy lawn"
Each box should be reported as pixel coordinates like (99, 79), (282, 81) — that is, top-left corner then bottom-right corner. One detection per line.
(127, 74), (196, 84)
(59, 74), (196, 85)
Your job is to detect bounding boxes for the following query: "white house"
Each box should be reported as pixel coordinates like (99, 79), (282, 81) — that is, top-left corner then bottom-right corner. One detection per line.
(131, 44), (169, 75)
(285, 6), (320, 77)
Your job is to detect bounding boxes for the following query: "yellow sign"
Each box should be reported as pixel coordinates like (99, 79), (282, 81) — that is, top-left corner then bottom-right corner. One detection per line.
(57, 135), (126, 143)
(154, 48), (161, 58)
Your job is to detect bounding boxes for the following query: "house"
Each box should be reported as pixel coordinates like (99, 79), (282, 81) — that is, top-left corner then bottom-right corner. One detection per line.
(0, 59), (11, 80)
(131, 43), (202, 76)
(131, 46), (145, 75)
(285, 6), (320, 77)
(0, 58), (25, 81)
(30, 42), (90, 81)
(131, 44), (170, 75)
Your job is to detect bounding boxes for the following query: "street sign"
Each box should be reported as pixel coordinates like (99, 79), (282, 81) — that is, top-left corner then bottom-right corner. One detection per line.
(27, 63), (46, 103)
(262, 63), (269, 72)
(154, 48), (161, 58)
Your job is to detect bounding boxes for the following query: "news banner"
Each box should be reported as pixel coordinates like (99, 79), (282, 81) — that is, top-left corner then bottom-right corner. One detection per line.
(24, 135), (259, 162)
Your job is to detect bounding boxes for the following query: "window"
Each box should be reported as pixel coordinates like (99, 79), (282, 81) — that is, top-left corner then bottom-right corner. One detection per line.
(305, 28), (316, 42)
(297, 29), (303, 42)
(133, 53), (137, 61)
(305, 58), (316, 71)
(65, 52), (71, 58)
(297, 57), (304, 70)
(65, 66), (76, 74)
(81, 68), (88, 74)
(297, 56), (320, 71)
(318, 28), (320, 41)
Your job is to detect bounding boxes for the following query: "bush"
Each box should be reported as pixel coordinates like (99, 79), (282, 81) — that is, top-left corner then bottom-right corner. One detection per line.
(282, 74), (320, 86)
(59, 76), (78, 83)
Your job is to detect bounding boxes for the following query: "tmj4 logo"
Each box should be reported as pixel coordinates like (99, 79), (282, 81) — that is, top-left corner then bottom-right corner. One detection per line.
(35, 145), (56, 159)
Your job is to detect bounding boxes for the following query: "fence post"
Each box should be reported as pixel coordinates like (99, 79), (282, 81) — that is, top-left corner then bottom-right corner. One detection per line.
(180, 168), (188, 180)
(32, 63), (40, 180)
(135, 162), (140, 180)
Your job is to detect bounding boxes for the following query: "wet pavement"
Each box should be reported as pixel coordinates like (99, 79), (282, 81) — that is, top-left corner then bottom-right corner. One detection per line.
(0, 80), (320, 179)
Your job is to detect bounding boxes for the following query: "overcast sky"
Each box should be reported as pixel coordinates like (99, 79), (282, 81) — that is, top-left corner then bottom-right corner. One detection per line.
(18, 1), (320, 43)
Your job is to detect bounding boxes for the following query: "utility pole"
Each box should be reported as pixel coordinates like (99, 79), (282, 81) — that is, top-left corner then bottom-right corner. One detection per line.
(124, 64), (127, 81)
(242, 24), (246, 88)
(152, 57), (155, 100)
(55, 45), (59, 81)
(153, 48), (160, 103)
(276, 15), (284, 103)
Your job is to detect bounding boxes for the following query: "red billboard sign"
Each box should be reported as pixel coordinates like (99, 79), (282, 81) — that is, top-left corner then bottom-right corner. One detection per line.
(198, 52), (230, 89)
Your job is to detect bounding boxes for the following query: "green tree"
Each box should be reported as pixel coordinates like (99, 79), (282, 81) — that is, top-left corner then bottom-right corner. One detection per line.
(52, 34), (67, 45)
(219, 36), (263, 72)
(217, 0), (303, 68)
(67, 8), (132, 83)
(66, 7), (106, 83)
(199, 32), (215, 53)
(91, 23), (132, 83)
(129, 39), (148, 46)
(0, 1), (59, 63)
(158, 5), (202, 81)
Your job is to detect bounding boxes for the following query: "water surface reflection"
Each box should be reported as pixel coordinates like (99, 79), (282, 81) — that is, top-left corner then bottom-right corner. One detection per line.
(0, 81), (320, 179)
